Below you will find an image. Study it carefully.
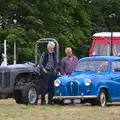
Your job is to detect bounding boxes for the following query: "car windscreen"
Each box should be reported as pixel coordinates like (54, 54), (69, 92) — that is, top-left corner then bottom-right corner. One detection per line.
(74, 60), (108, 72)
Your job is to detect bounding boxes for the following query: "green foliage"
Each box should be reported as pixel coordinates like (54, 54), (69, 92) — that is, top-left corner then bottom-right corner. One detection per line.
(91, 0), (120, 33)
(0, 0), (91, 63)
(1, 0), (120, 63)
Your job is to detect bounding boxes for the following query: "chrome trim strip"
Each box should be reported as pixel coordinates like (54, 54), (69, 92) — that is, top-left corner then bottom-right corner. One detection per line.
(74, 80), (80, 94)
(53, 95), (97, 100)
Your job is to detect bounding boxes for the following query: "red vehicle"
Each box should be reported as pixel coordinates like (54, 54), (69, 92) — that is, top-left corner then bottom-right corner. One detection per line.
(89, 32), (120, 56)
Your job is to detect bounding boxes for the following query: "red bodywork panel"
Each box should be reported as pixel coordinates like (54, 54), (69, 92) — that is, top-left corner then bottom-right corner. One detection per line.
(89, 32), (120, 56)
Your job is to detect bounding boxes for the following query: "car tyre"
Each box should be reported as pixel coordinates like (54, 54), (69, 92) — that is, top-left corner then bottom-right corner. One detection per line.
(22, 83), (38, 105)
(91, 89), (107, 107)
(98, 89), (107, 107)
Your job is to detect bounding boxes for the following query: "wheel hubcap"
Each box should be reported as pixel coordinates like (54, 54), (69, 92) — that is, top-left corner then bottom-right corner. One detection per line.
(28, 87), (37, 104)
(100, 92), (106, 107)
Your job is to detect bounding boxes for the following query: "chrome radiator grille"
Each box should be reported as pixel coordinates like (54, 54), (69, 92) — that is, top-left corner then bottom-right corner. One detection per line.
(66, 81), (79, 96)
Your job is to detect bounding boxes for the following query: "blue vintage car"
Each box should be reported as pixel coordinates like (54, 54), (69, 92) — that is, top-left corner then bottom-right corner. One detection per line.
(53, 56), (120, 106)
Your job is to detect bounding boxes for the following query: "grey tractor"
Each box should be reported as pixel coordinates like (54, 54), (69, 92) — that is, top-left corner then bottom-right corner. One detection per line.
(0, 63), (42, 105)
(0, 38), (59, 105)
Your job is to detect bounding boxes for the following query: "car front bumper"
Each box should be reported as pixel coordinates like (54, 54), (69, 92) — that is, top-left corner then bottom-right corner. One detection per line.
(53, 95), (97, 100)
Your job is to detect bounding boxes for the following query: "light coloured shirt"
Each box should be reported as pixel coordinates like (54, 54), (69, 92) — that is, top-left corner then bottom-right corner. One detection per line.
(60, 56), (78, 75)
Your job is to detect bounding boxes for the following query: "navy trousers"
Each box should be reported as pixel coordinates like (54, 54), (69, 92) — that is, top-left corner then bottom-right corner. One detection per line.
(41, 72), (56, 104)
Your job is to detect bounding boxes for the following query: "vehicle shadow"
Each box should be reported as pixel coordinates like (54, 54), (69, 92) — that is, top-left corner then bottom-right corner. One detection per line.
(107, 102), (120, 107)
(56, 102), (120, 107)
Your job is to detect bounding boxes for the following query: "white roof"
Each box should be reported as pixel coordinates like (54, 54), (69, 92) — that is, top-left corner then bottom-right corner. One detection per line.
(93, 32), (120, 37)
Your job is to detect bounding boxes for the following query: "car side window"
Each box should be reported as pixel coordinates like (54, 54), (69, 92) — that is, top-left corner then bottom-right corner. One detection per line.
(112, 60), (120, 72)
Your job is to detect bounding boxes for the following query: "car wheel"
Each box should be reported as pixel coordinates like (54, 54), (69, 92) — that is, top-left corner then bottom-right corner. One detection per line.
(14, 90), (23, 104)
(99, 90), (107, 107)
(91, 89), (107, 107)
(22, 83), (38, 105)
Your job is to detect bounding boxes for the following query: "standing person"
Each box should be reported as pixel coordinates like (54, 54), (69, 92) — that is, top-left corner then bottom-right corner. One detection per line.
(60, 47), (78, 75)
(39, 42), (57, 105)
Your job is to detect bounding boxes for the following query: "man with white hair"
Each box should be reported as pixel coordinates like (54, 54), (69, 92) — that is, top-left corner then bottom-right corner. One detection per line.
(60, 47), (78, 75)
(39, 41), (57, 105)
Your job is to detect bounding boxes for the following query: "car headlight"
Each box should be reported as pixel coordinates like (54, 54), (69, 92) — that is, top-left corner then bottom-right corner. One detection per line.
(84, 78), (91, 87)
(54, 79), (61, 87)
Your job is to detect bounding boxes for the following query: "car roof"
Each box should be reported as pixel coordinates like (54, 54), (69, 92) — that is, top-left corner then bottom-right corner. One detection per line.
(80, 56), (120, 61)
(93, 32), (120, 37)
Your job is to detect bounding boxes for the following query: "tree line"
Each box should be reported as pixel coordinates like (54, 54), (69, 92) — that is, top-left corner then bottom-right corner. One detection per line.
(0, 0), (120, 63)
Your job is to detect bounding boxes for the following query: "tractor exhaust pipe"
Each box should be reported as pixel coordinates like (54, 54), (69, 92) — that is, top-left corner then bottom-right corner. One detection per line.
(13, 40), (16, 65)
(2, 40), (7, 66)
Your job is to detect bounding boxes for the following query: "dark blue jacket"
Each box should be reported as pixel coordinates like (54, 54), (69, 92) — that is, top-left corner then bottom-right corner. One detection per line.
(42, 51), (57, 69)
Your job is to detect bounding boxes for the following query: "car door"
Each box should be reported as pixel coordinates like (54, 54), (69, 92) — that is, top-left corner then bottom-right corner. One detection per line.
(108, 60), (120, 100)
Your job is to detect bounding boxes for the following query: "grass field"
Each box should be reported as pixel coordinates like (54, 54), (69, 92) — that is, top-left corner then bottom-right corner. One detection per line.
(0, 99), (120, 120)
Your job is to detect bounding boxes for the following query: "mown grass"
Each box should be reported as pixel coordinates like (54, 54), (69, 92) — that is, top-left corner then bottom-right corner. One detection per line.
(0, 99), (120, 120)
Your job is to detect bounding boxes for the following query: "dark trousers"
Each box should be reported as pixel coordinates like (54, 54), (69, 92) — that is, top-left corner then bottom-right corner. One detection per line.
(41, 72), (56, 104)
